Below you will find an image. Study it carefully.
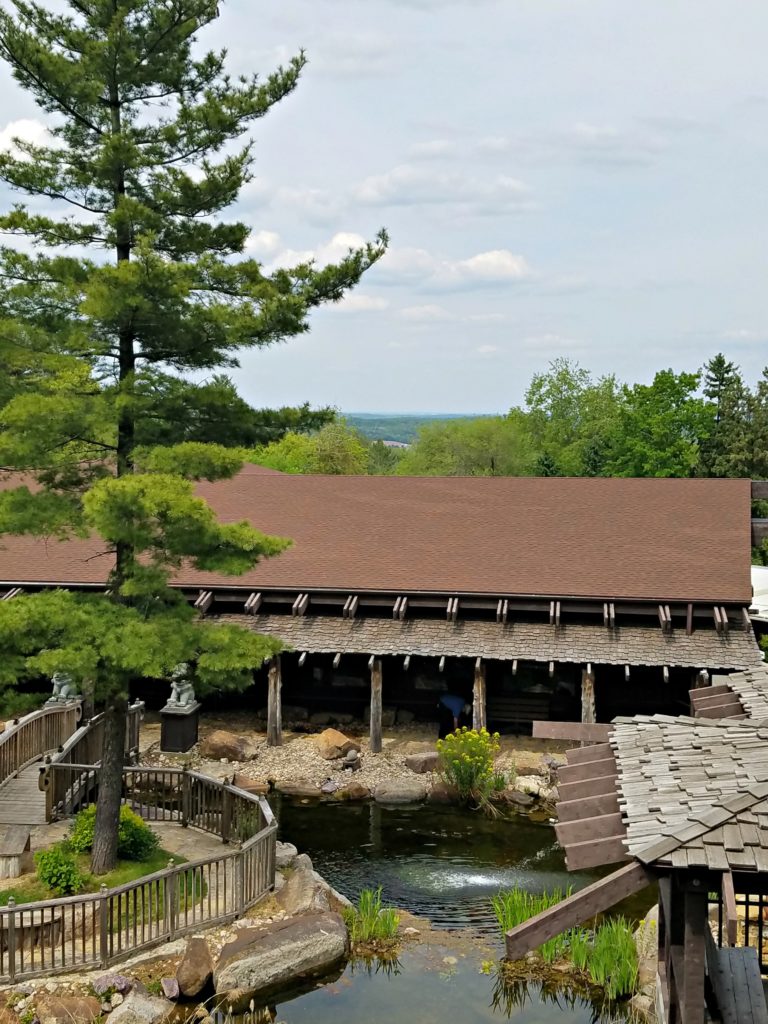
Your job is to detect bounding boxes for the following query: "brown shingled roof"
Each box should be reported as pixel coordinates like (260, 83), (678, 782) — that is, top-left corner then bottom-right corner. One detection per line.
(0, 469), (753, 603)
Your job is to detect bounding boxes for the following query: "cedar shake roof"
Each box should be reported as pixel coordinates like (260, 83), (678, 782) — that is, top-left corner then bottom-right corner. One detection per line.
(225, 614), (763, 671)
(0, 469), (753, 603)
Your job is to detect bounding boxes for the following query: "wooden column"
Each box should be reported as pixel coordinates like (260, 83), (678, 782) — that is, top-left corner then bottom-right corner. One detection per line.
(267, 655), (283, 747)
(681, 882), (708, 1024)
(581, 667), (596, 724)
(370, 658), (383, 754)
(694, 669), (710, 689)
(473, 659), (487, 731)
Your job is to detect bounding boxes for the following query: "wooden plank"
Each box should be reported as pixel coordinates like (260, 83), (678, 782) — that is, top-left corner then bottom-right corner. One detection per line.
(743, 945), (768, 1023)
(558, 773), (617, 801)
(505, 862), (652, 960)
(555, 811), (625, 846)
(533, 721), (612, 743)
(681, 888), (707, 1024)
(556, 791), (620, 823)
(370, 658), (383, 754)
(558, 758), (616, 784)
(696, 701), (745, 719)
(690, 688), (737, 707)
(722, 872), (737, 947)
(565, 834), (630, 870)
(565, 742), (613, 765)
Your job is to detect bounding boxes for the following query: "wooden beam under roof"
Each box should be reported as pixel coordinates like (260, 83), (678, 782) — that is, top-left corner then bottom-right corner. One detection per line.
(194, 590), (213, 614)
(496, 598), (509, 624)
(533, 721), (613, 743)
(244, 591), (262, 614)
(1, 588), (21, 601)
(292, 593), (309, 616)
(505, 863), (652, 959)
(343, 595), (359, 619)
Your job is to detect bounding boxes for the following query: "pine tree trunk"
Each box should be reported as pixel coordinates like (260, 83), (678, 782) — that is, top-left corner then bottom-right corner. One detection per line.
(90, 695), (128, 875)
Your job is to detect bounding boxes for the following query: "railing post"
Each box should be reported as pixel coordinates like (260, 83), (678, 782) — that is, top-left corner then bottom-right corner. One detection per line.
(221, 786), (232, 844)
(165, 859), (178, 940)
(235, 850), (245, 914)
(6, 898), (16, 983)
(181, 767), (191, 828)
(99, 885), (109, 966)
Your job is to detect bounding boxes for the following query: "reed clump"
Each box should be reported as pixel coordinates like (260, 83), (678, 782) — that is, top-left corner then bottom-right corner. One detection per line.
(492, 887), (639, 1000)
(344, 887), (401, 951)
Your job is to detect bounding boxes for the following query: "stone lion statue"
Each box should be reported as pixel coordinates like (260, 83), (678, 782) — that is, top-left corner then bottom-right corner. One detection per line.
(49, 672), (77, 703)
(168, 663), (196, 707)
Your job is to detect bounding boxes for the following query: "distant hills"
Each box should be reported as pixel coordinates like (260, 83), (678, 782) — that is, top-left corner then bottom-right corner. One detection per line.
(345, 412), (488, 445)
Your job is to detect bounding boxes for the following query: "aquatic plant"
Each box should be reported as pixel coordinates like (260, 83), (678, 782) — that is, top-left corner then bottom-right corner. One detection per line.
(491, 887), (574, 962)
(587, 918), (639, 1000)
(436, 727), (502, 809)
(344, 887), (401, 946)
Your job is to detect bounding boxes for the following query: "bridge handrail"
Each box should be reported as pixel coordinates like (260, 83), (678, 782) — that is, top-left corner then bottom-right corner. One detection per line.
(0, 768), (277, 983)
(0, 702), (81, 786)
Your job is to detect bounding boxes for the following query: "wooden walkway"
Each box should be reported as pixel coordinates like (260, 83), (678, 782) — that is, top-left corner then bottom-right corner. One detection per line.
(0, 762), (46, 825)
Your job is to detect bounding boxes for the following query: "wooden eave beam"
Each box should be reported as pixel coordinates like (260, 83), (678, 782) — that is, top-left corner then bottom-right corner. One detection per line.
(533, 721), (613, 743)
(564, 834), (631, 871)
(1, 587), (21, 601)
(556, 791), (620, 823)
(722, 871), (737, 947)
(244, 591), (262, 614)
(194, 590), (213, 614)
(555, 811), (625, 846)
(292, 593), (309, 616)
(558, 773), (618, 801)
(558, 758), (616, 785)
(565, 742), (613, 765)
(505, 862), (653, 960)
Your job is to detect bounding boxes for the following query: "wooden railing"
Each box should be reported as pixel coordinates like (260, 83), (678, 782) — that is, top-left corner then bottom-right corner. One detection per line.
(0, 768), (277, 982)
(0, 703), (81, 786)
(41, 702), (144, 821)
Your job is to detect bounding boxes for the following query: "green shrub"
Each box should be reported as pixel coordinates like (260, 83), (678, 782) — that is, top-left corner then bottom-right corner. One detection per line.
(491, 887), (574, 963)
(35, 845), (85, 896)
(69, 805), (159, 861)
(436, 727), (501, 807)
(587, 917), (638, 999)
(343, 887), (400, 945)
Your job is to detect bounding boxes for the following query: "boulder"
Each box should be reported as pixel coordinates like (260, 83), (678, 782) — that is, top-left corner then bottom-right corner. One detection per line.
(108, 992), (173, 1024)
(501, 789), (535, 808)
(160, 980), (178, 1002)
(176, 935), (215, 999)
(92, 975), (134, 997)
(312, 872), (352, 914)
(215, 912), (349, 1011)
(373, 779), (427, 805)
(312, 729), (360, 761)
(199, 730), (259, 762)
(277, 862), (330, 916)
(274, 780), (322, 800)
(332, 781), (371, 802)
(514, 775), (556, 801)
(36, 998), (102, 1024)
(276, 840), (298, 869)
(232, 773), (269, 796)
(427, 780), (456, 804)
(404, 751), (439, 774)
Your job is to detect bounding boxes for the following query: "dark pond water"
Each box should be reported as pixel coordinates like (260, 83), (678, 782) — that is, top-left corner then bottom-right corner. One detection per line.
(275, 799), (653, 937)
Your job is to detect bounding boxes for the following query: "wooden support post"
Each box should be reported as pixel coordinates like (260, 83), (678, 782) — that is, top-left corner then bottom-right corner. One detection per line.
(681, 882), (708, 1024)
(581, 667), (596, 741)
(472, 658), (486, 731)
(267, 655), (283, 747)
(722, 871), (737, 947)
(370, 658), (383, 754)
(694, 669), (709, 689)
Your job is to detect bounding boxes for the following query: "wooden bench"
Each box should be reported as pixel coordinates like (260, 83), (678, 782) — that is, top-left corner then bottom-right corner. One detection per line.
(487, 694), (551, 730)
(0, 826), (32, 880)
(707, 940), (768, 1023)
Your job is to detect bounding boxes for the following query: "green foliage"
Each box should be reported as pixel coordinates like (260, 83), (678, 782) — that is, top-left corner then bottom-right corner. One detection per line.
(69, 805), (159, 861)
(34, 846), (85, 897)
(252, 420), (369, 474)
(491, 888), (573, 963)
(583, 918), (639, 1000)
(436, 727), (502, 807)
(397, 414), (534, 476)
(343, 887), (400, 945)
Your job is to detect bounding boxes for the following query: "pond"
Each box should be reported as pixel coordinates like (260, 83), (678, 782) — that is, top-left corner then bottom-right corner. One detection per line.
(276, 799), (652, 935)
(269, 800), (655, 1023)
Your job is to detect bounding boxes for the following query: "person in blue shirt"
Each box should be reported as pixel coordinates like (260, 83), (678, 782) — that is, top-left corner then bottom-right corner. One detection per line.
(438, 693), (472, 738)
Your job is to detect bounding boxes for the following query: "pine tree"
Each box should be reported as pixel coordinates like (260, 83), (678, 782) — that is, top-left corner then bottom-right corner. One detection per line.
(699, 354), (749, 477)
(0, 0), (385, 873)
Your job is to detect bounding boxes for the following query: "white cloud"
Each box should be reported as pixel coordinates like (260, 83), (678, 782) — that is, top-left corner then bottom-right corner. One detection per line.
(353, 164), (530, 213)
(562, 121), (665, 166)
(400, 304), (454, 321)
(455, 250), (530, 282)
(409, 139), (458, 160)
(333, 293), (390, 313)
(312, 31), (398, 77)
(246, 230), (282, 256)
(0, 118), (51, 158)
(267, 231), (370, 271)
(476, 344), (500, 355)
(521, 333), (582, 352)
(380, 244), (531, 290)
(723, 328), (767, 342)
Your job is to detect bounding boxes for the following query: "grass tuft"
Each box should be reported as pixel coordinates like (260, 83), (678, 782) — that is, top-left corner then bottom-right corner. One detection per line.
(343, 887), (400, 946)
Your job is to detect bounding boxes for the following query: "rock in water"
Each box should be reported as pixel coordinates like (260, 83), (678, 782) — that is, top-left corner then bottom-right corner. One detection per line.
(176, 935), (214, 999)
(275, 840), (298, 869)
(276, 862), (329, 916)
(320, 779), (339, 794)
(199, 730), (259, 762)
(160, 979), (179, 1001)
(404, 751), (439, 774)
(312, 729), (361, 761)
(373, 779), (427, 805)
(215, 912), (349, 1011)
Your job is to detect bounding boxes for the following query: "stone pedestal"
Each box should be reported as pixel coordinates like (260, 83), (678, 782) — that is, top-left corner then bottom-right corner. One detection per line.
(160, 702), (201, 753)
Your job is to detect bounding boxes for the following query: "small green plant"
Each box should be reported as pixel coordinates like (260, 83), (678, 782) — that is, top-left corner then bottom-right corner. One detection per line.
(587, 917), (638, 999)
(69, 804), (159, 861)
(343, 887), (400, 946)
(491, 887), (574, 963)
(436, 727), (502, 809)
(567, 927), (591, 972)
(34, 845), (85, 896)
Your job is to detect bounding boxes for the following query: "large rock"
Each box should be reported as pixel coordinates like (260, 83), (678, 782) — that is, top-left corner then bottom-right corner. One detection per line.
(332, 781), (371, 802)
(405, 751), (439, 774)
(103, 992), (172, 1024)
(92, 975), (134, 997)
(274, 780), (322, 799)
(36, 998), (102, 1024)
(176, 935), (215, 999)
(215, 912), (349, 1011)
(514, 775), (557, 802)
(373, 779), (427, 805)
(232, 773), (269, 796)
(276, 863), (330, 916)
(199, 730), (259, 762)
(312, 729), (360, 760)
(501, 789), (535, 808)
(276, 840), (298, 869)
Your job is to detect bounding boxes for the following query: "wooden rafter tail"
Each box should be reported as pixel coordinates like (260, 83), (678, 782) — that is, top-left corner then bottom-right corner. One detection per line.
(1, 587), (22, 601)
(719, 606), (729, 634)
(743, 607), (752, 631)
(399, 596), (408, 620)
(333, 652), (342, 669)
(403, 654), (411, 671)
(686, 602), (694, 635)
(714, 606), (723, 633)
(292, 593), (309, 616)
(505, 863), (653, 960)
(194, 590), (213, 614)
(244, 591), (262, 614)
(298, 652), (307, 667)
(438, 655), (446, 673)
(393, 596), (402, 620)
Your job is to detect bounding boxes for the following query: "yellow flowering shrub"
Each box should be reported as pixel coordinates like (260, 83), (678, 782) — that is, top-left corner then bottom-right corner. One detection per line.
(436, 727), (503, 805)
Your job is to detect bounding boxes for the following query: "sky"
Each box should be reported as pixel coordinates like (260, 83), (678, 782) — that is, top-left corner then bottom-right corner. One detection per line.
(1, 0), (768, 412)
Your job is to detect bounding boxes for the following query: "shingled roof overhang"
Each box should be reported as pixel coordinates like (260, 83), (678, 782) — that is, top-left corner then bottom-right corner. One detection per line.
(0, 470), (754, 605)
(224, 614), (763, 671)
